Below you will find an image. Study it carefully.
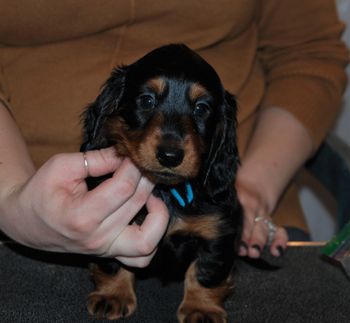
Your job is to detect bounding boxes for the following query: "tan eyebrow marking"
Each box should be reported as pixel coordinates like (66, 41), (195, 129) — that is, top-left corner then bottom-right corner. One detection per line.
(146, 77), (166, 95)
(189, 83), (208, 101)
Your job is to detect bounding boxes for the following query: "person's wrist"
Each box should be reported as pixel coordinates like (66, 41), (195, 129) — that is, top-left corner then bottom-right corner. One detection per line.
(0, 183), (22, 240)
(237, 161), (278, 216)
(0, 173), (30, 205)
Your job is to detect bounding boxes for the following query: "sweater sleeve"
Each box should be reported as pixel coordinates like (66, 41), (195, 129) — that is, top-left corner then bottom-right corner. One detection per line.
(257, 0), (349, 148)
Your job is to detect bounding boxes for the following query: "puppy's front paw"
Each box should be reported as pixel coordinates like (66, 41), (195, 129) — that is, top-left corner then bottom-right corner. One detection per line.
(88, 292), (136, 320)
(177, 305), (227, 323)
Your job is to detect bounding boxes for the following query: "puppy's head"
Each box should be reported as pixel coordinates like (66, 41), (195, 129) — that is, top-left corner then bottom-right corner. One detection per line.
(82, 44), (238, 188)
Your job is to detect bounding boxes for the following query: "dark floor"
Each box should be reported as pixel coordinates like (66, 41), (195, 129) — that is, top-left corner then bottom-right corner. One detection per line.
(1, 241), (350, 323)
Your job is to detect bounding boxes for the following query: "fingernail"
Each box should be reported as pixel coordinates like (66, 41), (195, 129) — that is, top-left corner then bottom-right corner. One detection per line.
(277, 246), (285, 257)
(239, 242), (248, 256)
(252, 244), (261, 255)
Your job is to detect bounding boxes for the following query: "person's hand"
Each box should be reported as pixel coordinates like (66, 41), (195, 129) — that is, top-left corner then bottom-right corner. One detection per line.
(236, 172), (288, 259)
(234, 107), (315, 259)
(0, 147), (169, 267)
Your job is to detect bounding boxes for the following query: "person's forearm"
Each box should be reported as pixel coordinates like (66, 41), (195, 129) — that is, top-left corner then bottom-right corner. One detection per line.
(0, 103), (35, 199)
(238, 107), (314, 214)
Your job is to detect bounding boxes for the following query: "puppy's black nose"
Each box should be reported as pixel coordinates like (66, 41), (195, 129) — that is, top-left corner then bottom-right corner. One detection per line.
(156, 146), (184, 168)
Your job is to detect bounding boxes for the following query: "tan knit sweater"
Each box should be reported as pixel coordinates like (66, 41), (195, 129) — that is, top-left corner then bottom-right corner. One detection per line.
(0, 0), (348, 229)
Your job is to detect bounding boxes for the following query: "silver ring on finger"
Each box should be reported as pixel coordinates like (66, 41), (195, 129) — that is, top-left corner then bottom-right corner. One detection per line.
(254, 215), (277, 245)
(254, 215), (265, 223)
(83, 152), (90, 177)
(265, 219), (277, 245)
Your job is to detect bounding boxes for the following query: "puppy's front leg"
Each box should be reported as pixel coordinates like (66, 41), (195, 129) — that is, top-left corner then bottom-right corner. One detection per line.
(177, 261), (233, 323)
(88, 263), (137, 320)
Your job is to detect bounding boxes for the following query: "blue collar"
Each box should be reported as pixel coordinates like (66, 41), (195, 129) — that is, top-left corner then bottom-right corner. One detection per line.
(170, 181), (194, 208)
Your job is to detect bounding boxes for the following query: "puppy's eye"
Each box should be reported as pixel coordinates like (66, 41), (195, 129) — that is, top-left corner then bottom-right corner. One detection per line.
(193, 102), (210, 119)
(138, 94), (156, 110)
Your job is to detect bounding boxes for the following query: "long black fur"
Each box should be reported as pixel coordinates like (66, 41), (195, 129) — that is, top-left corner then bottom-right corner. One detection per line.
(81, 44), (242, 291)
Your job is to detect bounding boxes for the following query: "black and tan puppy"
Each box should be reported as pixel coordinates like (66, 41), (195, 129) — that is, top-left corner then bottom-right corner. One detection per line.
(81, 44), (242, 323)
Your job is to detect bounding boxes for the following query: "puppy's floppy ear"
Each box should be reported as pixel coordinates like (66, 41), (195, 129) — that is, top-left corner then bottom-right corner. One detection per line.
(204, 91), (240, 204)
(81, 66), (127, 152)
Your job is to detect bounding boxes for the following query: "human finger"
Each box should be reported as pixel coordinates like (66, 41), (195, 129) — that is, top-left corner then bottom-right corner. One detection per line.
(269, 227), (288, 257)
(107, 195), (169, 258)
(98, 176), (154, 234)
(82, 158), (143, 219)
(80, 147), (123, 178)
(246, 216), (269, 258)
(238, 208), (255, 257)
(116, 249), (158, 268)
(45, 148), (122, 184)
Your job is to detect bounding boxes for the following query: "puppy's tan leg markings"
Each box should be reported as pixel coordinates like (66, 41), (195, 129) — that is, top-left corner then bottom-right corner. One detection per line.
(88, 264), (136, 320)
(177, 262), (233, 323)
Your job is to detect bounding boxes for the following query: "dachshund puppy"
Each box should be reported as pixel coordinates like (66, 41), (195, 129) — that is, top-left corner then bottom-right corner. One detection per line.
(81, 44), (242, 323)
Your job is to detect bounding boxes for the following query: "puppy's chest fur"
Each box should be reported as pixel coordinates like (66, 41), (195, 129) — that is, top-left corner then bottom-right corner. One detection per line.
(133, 186), (223, 280)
